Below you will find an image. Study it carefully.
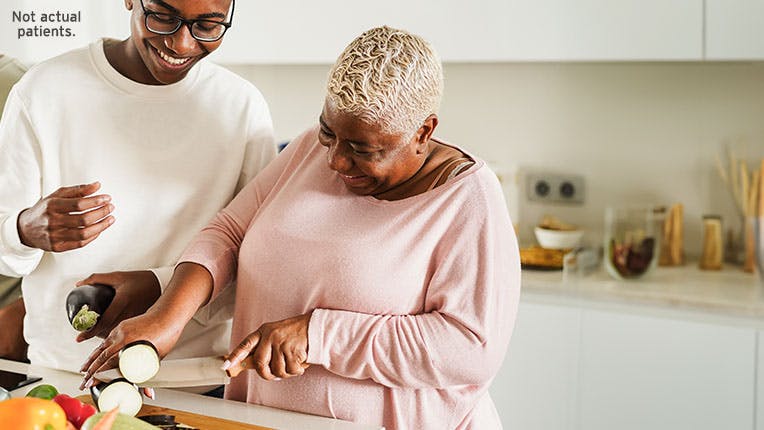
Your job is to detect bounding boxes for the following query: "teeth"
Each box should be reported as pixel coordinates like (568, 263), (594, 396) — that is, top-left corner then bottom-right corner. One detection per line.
(158, 49), (190, 66)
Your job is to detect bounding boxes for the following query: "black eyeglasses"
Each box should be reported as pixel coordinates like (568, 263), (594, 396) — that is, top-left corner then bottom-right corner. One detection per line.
(138, 0), (234, 42)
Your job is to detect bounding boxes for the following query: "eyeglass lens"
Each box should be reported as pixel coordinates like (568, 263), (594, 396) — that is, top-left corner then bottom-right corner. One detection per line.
(146, 14), (226, 41)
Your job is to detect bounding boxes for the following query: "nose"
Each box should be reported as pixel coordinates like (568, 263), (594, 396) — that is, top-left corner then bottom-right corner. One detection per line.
(327, 142), (352, 172)
(165, 24), (197, 55)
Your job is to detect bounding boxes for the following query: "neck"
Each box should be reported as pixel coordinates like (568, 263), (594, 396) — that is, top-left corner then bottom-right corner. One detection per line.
(373, 141), (437, 201)
(103, 38), (162, 85)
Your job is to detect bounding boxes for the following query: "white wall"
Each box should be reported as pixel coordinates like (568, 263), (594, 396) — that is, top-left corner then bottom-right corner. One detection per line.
(225, 61), (764, 257)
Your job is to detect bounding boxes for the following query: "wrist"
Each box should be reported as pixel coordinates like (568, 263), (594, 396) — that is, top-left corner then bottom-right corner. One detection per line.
(16, 208), (32, 248)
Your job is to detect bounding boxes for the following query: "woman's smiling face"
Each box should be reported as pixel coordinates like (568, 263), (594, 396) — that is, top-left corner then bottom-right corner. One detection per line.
(318, 101), (430, 197)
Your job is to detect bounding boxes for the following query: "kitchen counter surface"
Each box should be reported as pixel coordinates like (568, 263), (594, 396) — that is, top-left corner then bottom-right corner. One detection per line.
(522, 263), (764, 325)
(0, 358), (381, 430)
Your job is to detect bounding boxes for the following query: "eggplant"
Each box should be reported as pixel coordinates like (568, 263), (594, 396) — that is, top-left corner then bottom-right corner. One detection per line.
(66, 284), (115, 332)
(119, 341), (160, 384)
(90, 378), (143, 417)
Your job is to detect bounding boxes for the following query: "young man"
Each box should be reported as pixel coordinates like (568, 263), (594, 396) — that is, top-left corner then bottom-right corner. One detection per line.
(0, 0), (276, 370)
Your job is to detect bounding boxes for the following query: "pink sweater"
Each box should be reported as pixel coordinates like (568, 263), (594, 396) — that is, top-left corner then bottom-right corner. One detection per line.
(180, 126), (521, 429)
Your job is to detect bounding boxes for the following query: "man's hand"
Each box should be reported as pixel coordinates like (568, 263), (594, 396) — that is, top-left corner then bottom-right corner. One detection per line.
(74, 271), (161, 342)
(18, 182), (114, 252)
(79, 309), (184, 390)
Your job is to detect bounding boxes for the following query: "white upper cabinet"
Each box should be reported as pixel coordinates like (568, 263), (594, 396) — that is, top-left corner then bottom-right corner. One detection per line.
(706, 0), (764, 60)
(212, 0), (704, 64)
(212, 0), (514, 64)
(500, 0), (703, 61)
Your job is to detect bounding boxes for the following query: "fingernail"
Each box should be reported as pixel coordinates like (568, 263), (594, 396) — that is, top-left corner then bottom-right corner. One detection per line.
(146, 388), (155, 400)
(85, 378), (94, 388)
(273, 377), (282, 381)
(221, 360), (231, 371)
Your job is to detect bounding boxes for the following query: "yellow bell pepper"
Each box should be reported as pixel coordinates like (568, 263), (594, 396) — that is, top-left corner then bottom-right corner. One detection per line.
(0, 397), (67, 430)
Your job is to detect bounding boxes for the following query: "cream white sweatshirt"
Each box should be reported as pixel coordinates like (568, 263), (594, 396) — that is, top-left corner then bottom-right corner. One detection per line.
(0, 40), (276, 370)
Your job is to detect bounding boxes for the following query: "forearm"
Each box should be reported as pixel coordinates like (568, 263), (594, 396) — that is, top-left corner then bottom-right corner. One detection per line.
(308, 308), (511, 390)
(147, 262), (214, 326)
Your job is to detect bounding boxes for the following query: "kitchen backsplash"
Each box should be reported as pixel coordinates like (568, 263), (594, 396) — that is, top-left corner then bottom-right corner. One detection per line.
(224, 61), (764, 258)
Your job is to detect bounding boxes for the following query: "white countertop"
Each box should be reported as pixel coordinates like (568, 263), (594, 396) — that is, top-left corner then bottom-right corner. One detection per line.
(0, 359), (381, 430)
(522, 262), (764, 325)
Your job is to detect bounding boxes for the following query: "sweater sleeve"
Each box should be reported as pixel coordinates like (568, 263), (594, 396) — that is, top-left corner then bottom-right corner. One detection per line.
(0, 89), (44, 277)
(179, 128), (315, 301)
(306, 172), (522, 389)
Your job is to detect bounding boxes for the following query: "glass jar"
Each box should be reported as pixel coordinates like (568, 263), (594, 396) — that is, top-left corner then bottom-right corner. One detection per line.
(604, 207), (659, 280)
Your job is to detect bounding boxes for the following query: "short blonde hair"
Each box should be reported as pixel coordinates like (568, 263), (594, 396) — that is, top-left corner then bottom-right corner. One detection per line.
(326, 26), (444, 137)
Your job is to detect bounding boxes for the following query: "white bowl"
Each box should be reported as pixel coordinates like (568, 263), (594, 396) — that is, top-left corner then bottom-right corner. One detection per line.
(534, 227), (584, 250)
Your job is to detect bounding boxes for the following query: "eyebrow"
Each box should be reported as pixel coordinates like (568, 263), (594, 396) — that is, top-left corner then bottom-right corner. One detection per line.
(147, 0), (227, 20)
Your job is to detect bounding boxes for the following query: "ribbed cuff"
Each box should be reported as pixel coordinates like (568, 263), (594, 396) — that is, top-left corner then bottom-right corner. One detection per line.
(2, 209), (39, 255)
(307, 308), (327, 366)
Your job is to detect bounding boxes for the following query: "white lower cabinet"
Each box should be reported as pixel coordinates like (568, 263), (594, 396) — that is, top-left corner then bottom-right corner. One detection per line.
(492, 299), (757, 430)
(491, 301), (581, 430)
(579, 309), (755, 430)
(757, 332), (764, 430)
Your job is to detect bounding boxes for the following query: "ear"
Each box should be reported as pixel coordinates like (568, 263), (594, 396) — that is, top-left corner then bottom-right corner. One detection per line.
(125, 0), (134, 11)
(414, 114), (438, 154)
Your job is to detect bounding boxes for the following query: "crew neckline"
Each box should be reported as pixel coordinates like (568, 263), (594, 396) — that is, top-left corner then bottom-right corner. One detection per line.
(88, 38), (201, 99)
(358, 139), (486, 206)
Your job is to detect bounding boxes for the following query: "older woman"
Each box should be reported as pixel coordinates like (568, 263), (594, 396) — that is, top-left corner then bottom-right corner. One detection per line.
(82, 26), (520, 429)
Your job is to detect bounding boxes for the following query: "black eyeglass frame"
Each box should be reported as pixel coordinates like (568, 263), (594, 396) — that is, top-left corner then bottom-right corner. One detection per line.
(138, 0), (235, 42)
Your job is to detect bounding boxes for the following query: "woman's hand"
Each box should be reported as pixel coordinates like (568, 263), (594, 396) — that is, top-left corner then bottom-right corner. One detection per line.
(17, 182), (114, 252)
(74, 271), (161, 342)
(224, 312), (313, 381)
(78, 310), (184, 390)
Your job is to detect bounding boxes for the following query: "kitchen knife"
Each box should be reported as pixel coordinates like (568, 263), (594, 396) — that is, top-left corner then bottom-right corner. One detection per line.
(94, 355), (255, 388)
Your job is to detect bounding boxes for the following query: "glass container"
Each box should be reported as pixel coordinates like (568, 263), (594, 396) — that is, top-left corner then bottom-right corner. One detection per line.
(604, 207), (659, 280)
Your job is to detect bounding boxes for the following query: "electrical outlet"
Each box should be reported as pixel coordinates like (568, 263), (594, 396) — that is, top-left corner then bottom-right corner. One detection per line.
(525, 171), (585, 204)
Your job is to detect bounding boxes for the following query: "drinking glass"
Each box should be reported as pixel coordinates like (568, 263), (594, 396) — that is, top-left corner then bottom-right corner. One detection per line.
(604, 207), (659, 280)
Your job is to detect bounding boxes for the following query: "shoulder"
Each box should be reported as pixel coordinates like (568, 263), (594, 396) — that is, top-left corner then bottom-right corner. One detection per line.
(13, 45), (91, 99)
(194, 61), (267, 106)
(431, 141), (507, 221)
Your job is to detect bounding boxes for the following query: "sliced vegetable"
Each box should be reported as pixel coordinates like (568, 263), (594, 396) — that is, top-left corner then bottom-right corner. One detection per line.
(90, 379), (143, 417)
(0, 386), (10, 401)
(81, 411), (160, 430)
(53, 393), (97, 428)
(0, 397), (67, 429)
(119, 341), (160, 384)
(26, 383), (60, 400)
(66, 284), (116, 332)
(137, 414), (175, 426)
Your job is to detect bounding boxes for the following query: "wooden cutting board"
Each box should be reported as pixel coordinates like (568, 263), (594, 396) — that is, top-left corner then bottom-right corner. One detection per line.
(77, 395), (272, 430)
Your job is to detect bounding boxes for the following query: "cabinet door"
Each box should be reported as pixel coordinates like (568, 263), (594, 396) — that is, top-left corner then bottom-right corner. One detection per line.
(500, 0), (703, 60)
(490, 300), (581, 430)
(579, 309), (755, 430)
(212, 0), (512, 64)
(757, 331), (764, 430)
(706, 0), (764, 60)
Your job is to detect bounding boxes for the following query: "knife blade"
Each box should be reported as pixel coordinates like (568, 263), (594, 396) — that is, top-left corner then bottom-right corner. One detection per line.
(94, 355), (255, 388)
